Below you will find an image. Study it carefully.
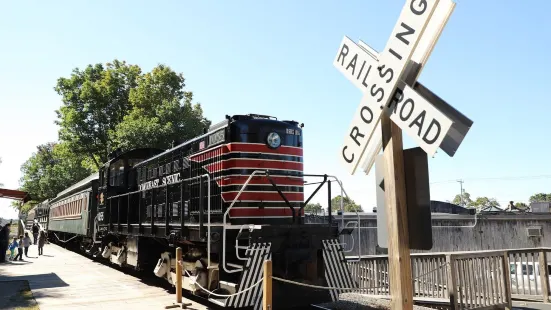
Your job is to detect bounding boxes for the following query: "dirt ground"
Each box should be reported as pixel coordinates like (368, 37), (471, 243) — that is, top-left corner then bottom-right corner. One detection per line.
(0, 280), (39, 310)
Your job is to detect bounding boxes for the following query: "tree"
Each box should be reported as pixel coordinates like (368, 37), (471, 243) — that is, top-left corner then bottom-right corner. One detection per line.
(470, 197), (500, 210)
(452, 191), (472, 206)
(331, 195), (363, 212)
(111, 64), (210, 151)
(54, 60), (210, 168)
(304, 203), (324, 214)
(17, 142), (93, 203)
(11, 200), (35, 215)
(514, 202), (529, 211)
(54, 60), (142, 168)
(529, 193), (551, 203)
(15, 60), (211, 212)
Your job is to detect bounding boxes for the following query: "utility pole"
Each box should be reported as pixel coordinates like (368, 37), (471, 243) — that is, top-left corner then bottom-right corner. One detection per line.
(457, 180), (464, 206)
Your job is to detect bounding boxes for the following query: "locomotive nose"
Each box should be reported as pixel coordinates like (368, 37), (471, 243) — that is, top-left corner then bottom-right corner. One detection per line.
(257, 226), (343, 309)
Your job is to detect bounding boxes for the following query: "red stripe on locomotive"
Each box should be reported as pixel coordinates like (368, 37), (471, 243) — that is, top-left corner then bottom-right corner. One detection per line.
(216, 175), (304, 187)
(188, 142), (305, 219)
(189, 143), (303, 162)
(229, 208), (305, 217)
(221, 191), (304, 202)
(205, 159), (302, 173)
(227, 143), (303, 157)
(189, 145), (226, 162)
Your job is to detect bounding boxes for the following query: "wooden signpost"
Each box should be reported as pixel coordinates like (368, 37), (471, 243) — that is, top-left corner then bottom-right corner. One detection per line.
(333, 1), (473, 309)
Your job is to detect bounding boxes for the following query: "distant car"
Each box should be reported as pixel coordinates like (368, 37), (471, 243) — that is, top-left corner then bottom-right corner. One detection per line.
(510, 261), (551, 295)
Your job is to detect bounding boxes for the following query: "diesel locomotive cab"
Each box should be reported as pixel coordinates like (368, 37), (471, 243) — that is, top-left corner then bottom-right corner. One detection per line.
(96, 148), (164, 234)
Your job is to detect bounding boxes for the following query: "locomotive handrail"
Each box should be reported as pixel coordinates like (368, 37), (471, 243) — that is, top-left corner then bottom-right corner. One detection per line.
(326, 175), (362, 261)
(341, 220), (359, 253)
(235, 224), (255, 261)
(301, 175), (360, 256)
(104, 174), (213, 268)
(265, 171), (295, 222)
(201, 173), (212, 269)
(300, 174), (328, 224)
(222, 170), (267, 274)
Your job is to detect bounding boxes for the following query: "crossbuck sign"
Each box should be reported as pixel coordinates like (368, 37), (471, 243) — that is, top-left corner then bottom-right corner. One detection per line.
(335, 0), (471, 175)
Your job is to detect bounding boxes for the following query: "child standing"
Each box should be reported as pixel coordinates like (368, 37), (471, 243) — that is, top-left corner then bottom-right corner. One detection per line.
(23, 233), (31, 257)
(8, 238), (18, 260)
(38, 231), (46, 256)
(13, 236), (23, 261)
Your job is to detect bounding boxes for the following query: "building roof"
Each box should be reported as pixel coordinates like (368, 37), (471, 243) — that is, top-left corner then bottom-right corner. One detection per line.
(430, 200), (476, 215)
(479, 205), (504, 212)
(0, 188), (31, 203)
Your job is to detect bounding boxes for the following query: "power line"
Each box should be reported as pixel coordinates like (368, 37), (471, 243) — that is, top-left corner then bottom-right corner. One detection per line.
(430, 174), (551, 185)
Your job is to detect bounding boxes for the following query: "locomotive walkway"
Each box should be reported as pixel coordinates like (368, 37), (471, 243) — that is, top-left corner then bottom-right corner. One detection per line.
(0, 243), (207, 310)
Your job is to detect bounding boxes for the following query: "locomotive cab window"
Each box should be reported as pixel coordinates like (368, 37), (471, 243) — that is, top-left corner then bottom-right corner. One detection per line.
(99, 167), (107, 187)
(109, 160), (125, 187)
(127, 158), (144, 168)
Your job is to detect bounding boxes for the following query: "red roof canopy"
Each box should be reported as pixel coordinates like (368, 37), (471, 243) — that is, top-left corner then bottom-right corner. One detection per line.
(0, 188), (30, 203)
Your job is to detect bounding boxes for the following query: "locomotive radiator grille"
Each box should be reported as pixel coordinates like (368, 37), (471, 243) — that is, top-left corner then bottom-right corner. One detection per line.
(226, 242), (272, 309)
(322, 239), (358, 301)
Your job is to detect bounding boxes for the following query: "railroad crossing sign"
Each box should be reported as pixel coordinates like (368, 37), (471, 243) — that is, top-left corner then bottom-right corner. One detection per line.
(333, 1), (473, 309)
(335, 0), (472, 175)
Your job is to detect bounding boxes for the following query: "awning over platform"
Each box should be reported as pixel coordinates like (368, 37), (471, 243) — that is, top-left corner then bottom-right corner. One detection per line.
(0, 188), (30, 203)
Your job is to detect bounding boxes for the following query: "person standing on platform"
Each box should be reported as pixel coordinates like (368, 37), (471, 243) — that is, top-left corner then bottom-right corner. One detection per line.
(22, 232), (31, 257)
(38, 230), (46, 256)
(13, 235), (23, 261)
(0, 224), (8, 263)
(9, 238), (18, 260)
(32, 223), (39, 244)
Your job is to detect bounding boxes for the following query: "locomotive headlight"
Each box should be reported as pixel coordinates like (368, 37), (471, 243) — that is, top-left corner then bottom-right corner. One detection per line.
(266, 132), (281, 149)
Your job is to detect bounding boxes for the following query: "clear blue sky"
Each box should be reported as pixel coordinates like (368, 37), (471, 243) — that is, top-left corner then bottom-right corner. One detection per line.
(1, 0), (551, 219)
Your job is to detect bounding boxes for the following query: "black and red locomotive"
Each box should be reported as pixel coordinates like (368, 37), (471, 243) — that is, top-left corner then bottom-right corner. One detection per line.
(41, 114), (356, 309)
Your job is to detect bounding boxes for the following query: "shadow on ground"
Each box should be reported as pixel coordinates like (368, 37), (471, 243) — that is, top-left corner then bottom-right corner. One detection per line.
(0, 272), (69, 290)
(0, 280), (39, 310)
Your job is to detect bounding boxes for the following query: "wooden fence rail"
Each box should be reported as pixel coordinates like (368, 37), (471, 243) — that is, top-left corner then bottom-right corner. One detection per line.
(345, 249), (530, 310)
(507, 248), (551, 302)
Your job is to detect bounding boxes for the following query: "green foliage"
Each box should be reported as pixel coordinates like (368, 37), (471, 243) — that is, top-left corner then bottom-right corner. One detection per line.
(112, 65), (210, 150)
(14, 60), (211, 213)
(452, 192), (472, 206)
(514, 202), (529, 210)
(470, 197), (500, 210)
(11, 200), (35, 215)
(54, 60), (142, 168)
(331, 195), (363, 212)
(18, 142), (93, 203)
(451, 191), (500, 211)
(304, 202), (324, 214)
(529, 193), (551, 203)
(54, 60), (210, 168)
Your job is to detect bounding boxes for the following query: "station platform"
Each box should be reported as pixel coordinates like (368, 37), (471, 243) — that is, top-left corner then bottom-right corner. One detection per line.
(0, 243), (207, 310)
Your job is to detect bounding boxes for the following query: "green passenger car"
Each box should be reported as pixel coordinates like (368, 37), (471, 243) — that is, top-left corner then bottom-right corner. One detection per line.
(47, 173), (99, 239)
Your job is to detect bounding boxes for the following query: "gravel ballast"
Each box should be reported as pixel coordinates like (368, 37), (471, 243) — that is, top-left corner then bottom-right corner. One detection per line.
(318, 293), (435, 310)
